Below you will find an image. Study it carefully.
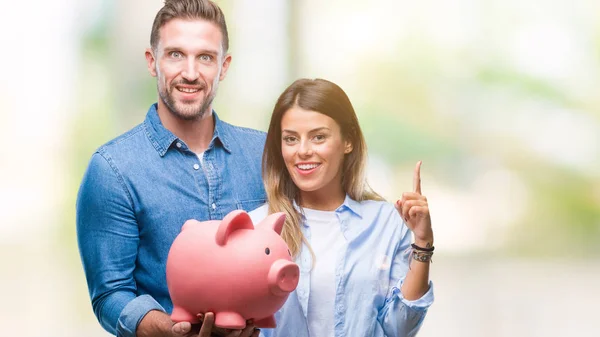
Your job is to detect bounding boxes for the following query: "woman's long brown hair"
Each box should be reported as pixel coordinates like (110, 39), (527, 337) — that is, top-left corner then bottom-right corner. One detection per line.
(263, 78), (383, 258)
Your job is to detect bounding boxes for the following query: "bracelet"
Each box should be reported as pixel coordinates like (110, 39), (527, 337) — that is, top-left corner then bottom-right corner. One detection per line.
(411, 243), (435, 252)
(411, 250), (434, 263)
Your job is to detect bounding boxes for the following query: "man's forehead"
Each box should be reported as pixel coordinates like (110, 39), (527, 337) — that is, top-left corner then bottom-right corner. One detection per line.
(157, 18), (224, 52)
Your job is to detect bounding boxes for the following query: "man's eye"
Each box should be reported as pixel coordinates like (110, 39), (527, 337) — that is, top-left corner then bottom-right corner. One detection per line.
(170, 51), (182, 58)
(199, 55), (212, 61)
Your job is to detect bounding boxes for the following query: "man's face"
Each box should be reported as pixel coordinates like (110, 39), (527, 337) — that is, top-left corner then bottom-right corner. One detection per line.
(146, 19), (231, 120)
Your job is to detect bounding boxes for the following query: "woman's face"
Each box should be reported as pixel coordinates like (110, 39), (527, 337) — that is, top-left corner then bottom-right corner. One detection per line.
(280, 106), (352, 198)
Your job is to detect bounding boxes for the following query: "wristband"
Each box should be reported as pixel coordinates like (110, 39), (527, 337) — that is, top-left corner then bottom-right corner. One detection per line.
(411, 243), (434, 252)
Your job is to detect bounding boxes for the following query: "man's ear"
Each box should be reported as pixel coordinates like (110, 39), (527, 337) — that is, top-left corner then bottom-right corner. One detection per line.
(219, 53), (232, 81)
(145, 48), (158, 77)
(344, 140), (353, 154)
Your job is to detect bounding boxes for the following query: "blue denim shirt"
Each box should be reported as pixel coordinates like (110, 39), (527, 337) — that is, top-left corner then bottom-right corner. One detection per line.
(76, 104), (267, 337)
(249, 196), (434, 337)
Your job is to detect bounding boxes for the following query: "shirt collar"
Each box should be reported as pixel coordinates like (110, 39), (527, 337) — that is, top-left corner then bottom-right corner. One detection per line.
(295, 194), (363, 225)
(336, 195), (366, 242)
(336, 194), (364, 219)
(211, 111), (232, 153)
(296, 195), (366, 244)
(143, 103), (232, 156)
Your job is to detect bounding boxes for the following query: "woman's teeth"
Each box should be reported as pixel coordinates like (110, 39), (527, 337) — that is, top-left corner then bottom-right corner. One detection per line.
(297, 164), (319, 170)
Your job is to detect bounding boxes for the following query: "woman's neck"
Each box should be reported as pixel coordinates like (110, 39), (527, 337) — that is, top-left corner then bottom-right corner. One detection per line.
(299, 187), (346, 211)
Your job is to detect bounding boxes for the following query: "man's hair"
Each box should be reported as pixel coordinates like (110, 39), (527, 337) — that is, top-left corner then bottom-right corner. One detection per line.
(150, 0), (229, 52)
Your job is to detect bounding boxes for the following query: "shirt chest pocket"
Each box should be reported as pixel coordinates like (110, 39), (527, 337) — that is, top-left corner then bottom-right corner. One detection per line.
(236, 198), (266, 213)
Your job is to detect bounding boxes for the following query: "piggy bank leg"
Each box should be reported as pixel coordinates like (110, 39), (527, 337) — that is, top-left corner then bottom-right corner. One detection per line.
(254, 315), (276, 328)
(171, 305), (200, 324)
(214, 311), (246, 329)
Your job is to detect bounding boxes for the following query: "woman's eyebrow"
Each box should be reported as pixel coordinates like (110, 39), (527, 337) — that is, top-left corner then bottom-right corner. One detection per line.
(282, 127), (331, 134)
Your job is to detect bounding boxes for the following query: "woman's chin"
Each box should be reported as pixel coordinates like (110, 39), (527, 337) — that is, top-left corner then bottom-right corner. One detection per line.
(293, 181), (320, 194)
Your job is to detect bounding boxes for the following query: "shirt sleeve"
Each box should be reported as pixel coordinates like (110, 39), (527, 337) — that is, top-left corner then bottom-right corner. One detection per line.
(259, 328), (272, 337)
(76, 152), (165, 336)
(377, 210), (434, 337)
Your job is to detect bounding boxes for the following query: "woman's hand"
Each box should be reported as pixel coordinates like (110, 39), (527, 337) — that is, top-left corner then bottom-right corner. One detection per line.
(394, 161), (434, 247)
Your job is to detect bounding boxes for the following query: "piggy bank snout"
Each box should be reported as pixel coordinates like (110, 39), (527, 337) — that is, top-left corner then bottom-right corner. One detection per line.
(268, 259), (299, 296)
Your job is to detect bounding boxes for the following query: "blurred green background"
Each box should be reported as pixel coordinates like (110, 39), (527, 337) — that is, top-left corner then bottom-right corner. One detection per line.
(1, 0), (599, 336)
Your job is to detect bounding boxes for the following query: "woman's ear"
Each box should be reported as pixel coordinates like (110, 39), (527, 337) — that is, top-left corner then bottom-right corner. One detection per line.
(344, 141), (353, 154)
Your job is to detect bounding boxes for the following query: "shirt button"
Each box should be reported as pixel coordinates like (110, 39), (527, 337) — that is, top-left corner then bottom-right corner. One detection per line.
(212, 203), (216, 210)
(193, 164), (200, 170)
(176, 142), (182, 148)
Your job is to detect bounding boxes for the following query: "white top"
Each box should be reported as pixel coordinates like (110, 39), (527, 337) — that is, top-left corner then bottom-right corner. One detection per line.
(196, 152), (204, 166)
(303, 207), (344, 337)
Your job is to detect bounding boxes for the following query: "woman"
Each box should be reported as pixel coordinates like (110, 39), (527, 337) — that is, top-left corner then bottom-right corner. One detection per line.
(250, 78), (435, 337)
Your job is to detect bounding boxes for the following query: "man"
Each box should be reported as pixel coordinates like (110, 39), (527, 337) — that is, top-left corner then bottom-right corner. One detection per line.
(76, 1), (264, 336)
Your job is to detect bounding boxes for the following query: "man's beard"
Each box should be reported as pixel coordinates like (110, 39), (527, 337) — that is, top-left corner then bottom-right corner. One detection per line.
(158, 79), (217, 121)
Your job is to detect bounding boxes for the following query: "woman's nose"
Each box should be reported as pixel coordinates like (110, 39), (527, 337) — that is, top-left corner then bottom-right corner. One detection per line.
(298, 140), (313, 157)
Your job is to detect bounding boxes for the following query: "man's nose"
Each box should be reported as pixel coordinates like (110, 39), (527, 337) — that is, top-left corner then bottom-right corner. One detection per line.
(181, 58), (200, 81)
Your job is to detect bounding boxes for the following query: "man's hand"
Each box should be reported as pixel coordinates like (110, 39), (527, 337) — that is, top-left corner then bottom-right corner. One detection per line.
(172, 312), (260, 337)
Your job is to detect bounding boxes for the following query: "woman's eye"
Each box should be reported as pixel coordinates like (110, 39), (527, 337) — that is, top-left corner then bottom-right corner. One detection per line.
(313, 134), (326, 141)
(283, 136), (297, 144)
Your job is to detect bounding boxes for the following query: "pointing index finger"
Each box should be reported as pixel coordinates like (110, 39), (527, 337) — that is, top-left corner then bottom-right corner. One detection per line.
(413, 161), (422, 194)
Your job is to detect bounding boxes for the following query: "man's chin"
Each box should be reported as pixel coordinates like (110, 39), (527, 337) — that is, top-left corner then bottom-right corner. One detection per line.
(161, 92), (213, 121)
(166, 102), (202, 120)
(178, 110), (205, 121)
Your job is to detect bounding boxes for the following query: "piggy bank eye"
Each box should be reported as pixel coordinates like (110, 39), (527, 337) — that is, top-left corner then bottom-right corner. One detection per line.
(265, 247), (270, 255)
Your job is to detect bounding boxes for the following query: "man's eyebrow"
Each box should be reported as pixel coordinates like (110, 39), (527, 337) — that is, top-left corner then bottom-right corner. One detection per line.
(162, 47), (180, 53)
(162, 47), (219, 56)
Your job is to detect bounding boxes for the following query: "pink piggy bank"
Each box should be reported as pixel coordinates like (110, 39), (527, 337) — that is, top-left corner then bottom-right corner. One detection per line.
(166, 210), (299, 329)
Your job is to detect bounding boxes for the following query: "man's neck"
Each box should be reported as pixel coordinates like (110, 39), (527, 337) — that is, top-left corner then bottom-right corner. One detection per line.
(156, 102), (215, 154)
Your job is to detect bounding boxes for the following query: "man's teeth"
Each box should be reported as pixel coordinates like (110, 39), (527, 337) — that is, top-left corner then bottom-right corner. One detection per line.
(178, 87), (200, 93)
(297, 164), (319, 170)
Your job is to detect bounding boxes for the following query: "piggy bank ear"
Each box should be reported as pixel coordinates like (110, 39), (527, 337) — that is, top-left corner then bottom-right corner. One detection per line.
(216, 210), (254, 246)
(256, 212), (286, 236)
(181, 219), (199, 232)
